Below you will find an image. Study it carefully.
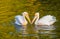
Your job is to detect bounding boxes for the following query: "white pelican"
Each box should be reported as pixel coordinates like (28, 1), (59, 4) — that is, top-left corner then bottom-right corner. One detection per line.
(15, 12), (31, 25)
(32, 12), (56, 25)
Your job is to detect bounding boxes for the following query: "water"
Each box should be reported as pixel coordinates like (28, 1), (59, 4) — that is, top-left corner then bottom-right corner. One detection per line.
(0, 0), (60, 39)
(0, 19), (60, 39)
(12, 24), (58, 39)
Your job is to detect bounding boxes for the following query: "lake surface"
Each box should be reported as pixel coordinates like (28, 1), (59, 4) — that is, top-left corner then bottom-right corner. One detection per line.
(0, 13), (60, 39)
(0, 19), (60, 39)
(0, 0), (60, 39)
(13, 24), (59, 39)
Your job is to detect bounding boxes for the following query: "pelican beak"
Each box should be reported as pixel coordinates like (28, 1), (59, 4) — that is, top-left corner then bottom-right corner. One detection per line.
(32, 16), (37, 24)
(25, 15), (31, 24)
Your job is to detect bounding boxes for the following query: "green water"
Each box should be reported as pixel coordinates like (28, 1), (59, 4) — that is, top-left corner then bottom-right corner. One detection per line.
(0, 0), (60, 39)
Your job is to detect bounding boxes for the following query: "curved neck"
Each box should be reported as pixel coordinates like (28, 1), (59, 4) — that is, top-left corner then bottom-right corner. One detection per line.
(22, 14), (27, 23)
(23, 14), (26, 19)
(35, 16), (39, 24)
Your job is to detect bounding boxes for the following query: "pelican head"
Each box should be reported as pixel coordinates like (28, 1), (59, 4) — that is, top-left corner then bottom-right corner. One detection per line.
(35, 12), (39, 17)
(22, 12), (31, 24)
(32, 12), (39, 24)
(22, 12), (28, 15)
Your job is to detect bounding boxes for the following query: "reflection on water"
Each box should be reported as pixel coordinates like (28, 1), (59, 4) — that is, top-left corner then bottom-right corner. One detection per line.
(34, 25), (57, 39)
(14, 25), (57, 39)
(35, 25), (55, 33)
(15, 24), (28, 34)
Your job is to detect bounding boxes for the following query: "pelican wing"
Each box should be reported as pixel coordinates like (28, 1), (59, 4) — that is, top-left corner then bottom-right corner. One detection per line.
(15, 15), (27, 25)
(38, 15), (56, 25)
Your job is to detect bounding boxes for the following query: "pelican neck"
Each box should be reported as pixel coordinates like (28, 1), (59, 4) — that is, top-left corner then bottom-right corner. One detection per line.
(23, 14), (26, 19)
(35, 16), (39, 24)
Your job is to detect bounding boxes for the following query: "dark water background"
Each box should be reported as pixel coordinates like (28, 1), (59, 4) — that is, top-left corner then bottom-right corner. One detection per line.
(0, 0), (60, 39)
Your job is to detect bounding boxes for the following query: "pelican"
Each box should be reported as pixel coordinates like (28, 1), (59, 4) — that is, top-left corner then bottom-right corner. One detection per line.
(32, 12), (56, 25)
(15, 12), (31, 25)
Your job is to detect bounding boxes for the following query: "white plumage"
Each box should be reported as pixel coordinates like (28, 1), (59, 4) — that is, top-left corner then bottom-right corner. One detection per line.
(15, 12), (31, 25)
(15, 15), (27, 25)
(32, 12), (56, 25)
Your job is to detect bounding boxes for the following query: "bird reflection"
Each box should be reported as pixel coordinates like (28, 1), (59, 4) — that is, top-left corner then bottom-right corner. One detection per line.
(15, 24), (27, 34)
(34, 25), (57, 38)
(34, 25), (56, 34)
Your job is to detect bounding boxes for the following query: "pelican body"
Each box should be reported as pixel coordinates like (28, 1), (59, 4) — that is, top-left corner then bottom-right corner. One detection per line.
(15, 12), (31, 33)
(15, 12), (31, 25)
(32, 12), (56, 25)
